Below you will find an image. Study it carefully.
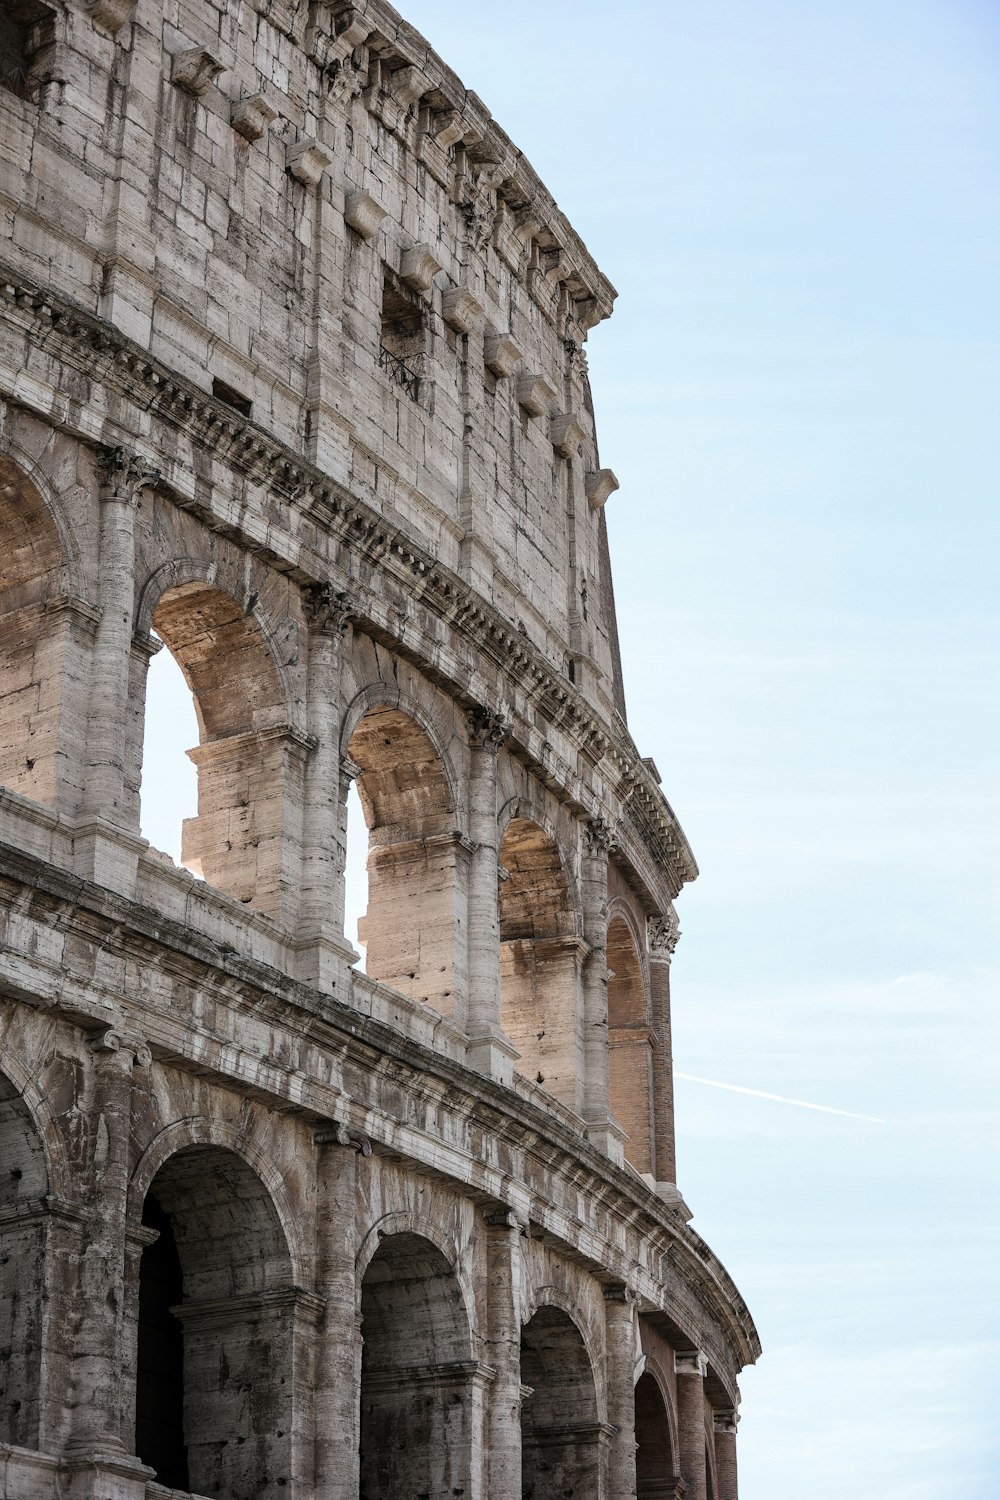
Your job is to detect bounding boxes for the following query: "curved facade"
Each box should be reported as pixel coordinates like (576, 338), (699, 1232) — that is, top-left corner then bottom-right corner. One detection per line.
(0, 3), (759, 1498)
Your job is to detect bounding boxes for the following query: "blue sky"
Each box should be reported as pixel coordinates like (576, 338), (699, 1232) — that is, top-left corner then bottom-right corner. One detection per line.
(142, 4), (1000, 1493)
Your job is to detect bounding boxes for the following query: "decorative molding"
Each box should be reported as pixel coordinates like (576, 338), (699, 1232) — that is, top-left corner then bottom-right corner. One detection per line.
(315, 1121), (373, 1156)
(97, 445), (160, 506)
(286, 138), (333, 185)
(674, 1349), (709, 1379)
(304, 583), (354, 635)
(170, 46), (223, 96)
(714, 1407), (740, 1435)
(231, 94), (277, 142)
(461, 161), (509, 252)
(344, 190), (387, 240)
(441, 286), (483, 334)
(585, 468), (619, 509)
(583, 816), (616, 855)
(484, 331), (522, 379)
(400, 244), (443, 292)
(602, 1281), (632, 1303)
(647, 908), (680, 963)
(87, 1028), (122, 1054)
(466, 707), (509, 751)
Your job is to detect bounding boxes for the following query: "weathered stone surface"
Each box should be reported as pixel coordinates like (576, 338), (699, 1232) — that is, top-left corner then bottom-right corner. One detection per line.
(0, 1), (757, 1496)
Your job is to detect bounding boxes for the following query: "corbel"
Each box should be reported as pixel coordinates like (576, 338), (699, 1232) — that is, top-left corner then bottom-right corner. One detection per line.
(286, 137), (333, 185)
(550, 412), (586, 459)
(441, 286), (483, 334)
(400, 243), (443, 292)
(231, 93), (277, 142)
(585, 468), (619, 508)
(390, 64), (429, 110)
(515, 373), (556, 418)
(484, 330), (522, 379)
(170, 46), (224, 96)
(86, 0), (136, 34)
(344, 190), (387, 240)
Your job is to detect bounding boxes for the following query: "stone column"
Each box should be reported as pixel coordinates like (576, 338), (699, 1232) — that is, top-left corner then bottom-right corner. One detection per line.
(713, 1408), (740, 1500)
(76, 447), (158, 895)
(604, 1284), (638, 1500)
(313, 1121), (370, 1500)
(580, 817), (623, 1161)
(297, 586), (357, 992)
(465, 710), (517, 1083)
(674, 1350), (709, 1500)
(648, 908), (681, 1191)
(483, 1209), (524, 1500)
(63, 1028), (152, 1497)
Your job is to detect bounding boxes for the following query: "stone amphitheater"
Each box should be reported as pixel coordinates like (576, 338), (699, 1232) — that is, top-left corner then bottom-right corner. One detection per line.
(0, 2), (760, 1497)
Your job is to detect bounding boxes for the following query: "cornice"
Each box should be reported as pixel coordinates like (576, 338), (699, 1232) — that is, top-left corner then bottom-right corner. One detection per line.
(0, 265), (698, 898)
(0, 838), (759, 1376)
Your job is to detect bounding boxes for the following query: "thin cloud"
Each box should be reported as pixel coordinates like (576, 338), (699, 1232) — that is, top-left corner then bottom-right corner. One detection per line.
(675, 1071), (885, 1123)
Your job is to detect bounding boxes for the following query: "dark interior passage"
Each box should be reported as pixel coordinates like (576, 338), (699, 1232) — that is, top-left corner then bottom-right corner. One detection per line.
(135, 1190), (189, 1490)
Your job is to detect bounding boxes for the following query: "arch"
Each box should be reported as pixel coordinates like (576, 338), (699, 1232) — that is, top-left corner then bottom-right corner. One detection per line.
(345, 694), (464, 1019)
(128, 1115), (305, 1281)
(136, 570), (305, 921)
(340, 680), (461, 816)
(607, 912), (656, 1174)
(355, 1210), (474, 1321)
(133, 1142), (297, 1500)
(359, 1228), (477, 1499)
(0, 451), (77, 809)
(520, 1303), (601, 1500)
(635, 1367), (679, 1497)
(0, 1066), (50, 1447)
(499, 817), (582, 1110)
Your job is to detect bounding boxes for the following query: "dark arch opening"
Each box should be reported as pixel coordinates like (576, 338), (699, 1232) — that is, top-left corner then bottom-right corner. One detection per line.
(499, 818), (579, 1108)
(635, 1370), (677, 1497)
(359, 1231), (473, 1500)
(135, 1191), (188, 1490)
(520, 1305), (600, 1500)
(0, 1067), (49, 1446)
(347, 704), (460, 1017)
(133, 1145), (294, 1500)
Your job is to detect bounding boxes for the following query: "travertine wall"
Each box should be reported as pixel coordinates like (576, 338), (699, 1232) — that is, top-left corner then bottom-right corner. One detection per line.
(0, 2), (757, 1497)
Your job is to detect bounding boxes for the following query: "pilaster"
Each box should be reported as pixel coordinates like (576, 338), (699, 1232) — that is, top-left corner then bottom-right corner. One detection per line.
(674, 1350), (709, 1500)
(604, 1283), (638, 1500)
(648, 908), (681, 1190)
(713, 1407), (740, 1500)
(296, 587), (358, 992)
(465, 710), (518, 1083)
(483, 1208), (524, 1500)
(313, 1122), (371, 1500)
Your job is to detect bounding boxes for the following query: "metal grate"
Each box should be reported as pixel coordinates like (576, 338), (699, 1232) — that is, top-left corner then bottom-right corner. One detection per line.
(379, 344), (420, 402)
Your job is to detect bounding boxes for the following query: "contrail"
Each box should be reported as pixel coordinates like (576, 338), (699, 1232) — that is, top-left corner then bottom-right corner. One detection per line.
(675, 1072), (885, 1124)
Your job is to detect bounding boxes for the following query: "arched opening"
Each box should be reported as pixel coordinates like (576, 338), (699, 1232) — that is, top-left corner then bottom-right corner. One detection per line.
(139, 637), (199, 865)
(347, 704), (463, 1016)
(499, 818), (581, 1108)
(144, 583), (304, 922)
(359, 1231), (475, 1499)
(520, 1305), (600, 1499)
(0, 456), (74, 810)
(133, 1145), (295, 1499)
(635, 1370), (678, 1498)
(0, 1068), (49, 1446)
(607, 915), (655, 1174)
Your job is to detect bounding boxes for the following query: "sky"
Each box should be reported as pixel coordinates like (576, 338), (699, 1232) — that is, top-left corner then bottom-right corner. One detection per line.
(142, 3), (1000, 1494)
